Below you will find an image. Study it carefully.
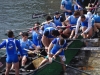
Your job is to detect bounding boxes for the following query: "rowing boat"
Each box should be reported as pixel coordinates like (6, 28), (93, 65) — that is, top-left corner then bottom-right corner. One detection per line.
(0, 35), (85, 75)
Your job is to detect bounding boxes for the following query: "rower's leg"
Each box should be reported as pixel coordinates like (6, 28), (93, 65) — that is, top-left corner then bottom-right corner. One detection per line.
(81, 26), (87, 38)
(41, 35), (50, 51)
(59, 56), (66, 73)
(21, 56), (27, 67)
(14, 62), (19, 75)
(5, 63), (12, 75)
(69, 30), (75, 39)
(87, 28), (93, 38)
(63, 28), (71, 38)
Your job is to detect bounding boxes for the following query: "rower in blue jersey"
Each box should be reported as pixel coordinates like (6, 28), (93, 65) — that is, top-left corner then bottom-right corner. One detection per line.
(53, 11), (65, 27)
(74, 15), (93, 39)
(18, 32), (34, 71)
(74, 0), (84, 15)
(32, 25), (43, 49)
(39, 38), (67, 75)
(42, 16), (56, 31)
(41, 27), (60, 52)
(0, 30), (23, 75)
(62, 11), (80, 38)
(60, 0), (81, 19)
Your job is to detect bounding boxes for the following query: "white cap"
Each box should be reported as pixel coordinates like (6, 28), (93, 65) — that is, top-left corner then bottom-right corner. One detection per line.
(87, 12), (93, 18)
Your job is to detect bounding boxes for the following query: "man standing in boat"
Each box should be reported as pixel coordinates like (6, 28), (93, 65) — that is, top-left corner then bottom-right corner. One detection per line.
(39, 38), (67, 75)
(0, 30), (23, 75)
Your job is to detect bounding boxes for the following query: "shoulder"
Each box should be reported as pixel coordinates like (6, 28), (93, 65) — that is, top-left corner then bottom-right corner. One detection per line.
(52, 38), (57, 44)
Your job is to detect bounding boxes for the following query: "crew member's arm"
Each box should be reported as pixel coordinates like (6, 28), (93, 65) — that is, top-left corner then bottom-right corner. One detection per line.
(0, 40), (6, 48)
(60, 0), (71, 12)
(83, 18), (92, 34)
(73, 0), (82, 8)
(16, 40), (23, 56)
(75, 17), (81, 35)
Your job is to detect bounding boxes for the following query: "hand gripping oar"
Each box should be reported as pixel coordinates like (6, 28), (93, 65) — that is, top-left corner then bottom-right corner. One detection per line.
(24, 49), (90, 75)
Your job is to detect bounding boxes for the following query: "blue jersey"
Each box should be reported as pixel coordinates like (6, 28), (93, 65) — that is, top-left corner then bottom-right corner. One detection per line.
(43, 22), (56, 30)
(0, 38), (23, 63)
(53, 16), (62, 26)
(93, 14), (100, 23)
(32, 31), (42, 47)
(43, 27), (55, 38)
(19, 39), (33, 55)
(74, 0), (84, 11)
(68, 15), (79, 25)
(50, 38), (67, 55)
(61, 0), (72, 15)
(81, 18), (88, 27)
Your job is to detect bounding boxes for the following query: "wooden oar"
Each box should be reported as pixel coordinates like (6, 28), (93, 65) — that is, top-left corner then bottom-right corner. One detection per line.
(24, 49), (90, 75)
(53, 59), (91, 75)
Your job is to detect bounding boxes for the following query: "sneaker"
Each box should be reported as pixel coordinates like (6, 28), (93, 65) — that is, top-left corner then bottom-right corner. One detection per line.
(20, 68), (26, 72)
(64, 72), (67, 75)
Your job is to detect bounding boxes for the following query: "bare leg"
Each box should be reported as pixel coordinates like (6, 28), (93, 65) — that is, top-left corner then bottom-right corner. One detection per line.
(87, 28), (93, 38)
(5, 63), (12, 75)
(81, 27), (87, 38)
(14, 62), (19, 75)
(69, 30), (75, 39)
(22, 56), (27, 66)
(63, 28), (71, 37)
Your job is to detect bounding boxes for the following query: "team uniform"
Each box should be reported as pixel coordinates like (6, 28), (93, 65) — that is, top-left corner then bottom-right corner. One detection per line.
(61, 0), (72, 16)
(43, 27), (56, 38)
(53, 16), (64, 26)
(0, 38), (23, 63)
(32, 31), (42, 48)
(74, 0), (84, 11)
(75, 15), (93, 35)
(42, 22), (56, 30)
(93, 14), (100, 23)
(18, 39), (33, 57)
(50, 38), (67, 61)
(67, 15), (79, 30)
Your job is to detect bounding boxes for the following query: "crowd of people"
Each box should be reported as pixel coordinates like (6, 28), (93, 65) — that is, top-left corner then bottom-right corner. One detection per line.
(0, 0), (100, 75)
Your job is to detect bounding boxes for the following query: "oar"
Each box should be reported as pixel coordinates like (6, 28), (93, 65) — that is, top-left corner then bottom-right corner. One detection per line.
(53, 59), (90, 75)
(24, 49), (90, 75)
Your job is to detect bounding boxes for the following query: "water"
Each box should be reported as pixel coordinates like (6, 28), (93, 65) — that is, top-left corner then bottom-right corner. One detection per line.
(0, 0), (60, 42)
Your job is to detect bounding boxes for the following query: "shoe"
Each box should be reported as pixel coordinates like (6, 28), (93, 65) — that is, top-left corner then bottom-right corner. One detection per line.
(20, 68), (26, 72)
(64, 72), (67, 75)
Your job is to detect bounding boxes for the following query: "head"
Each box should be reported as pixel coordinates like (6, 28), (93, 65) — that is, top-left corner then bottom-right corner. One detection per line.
(7, 30), (14, 38)
(34, 22), (40, 27)
(46, 15), (52, 21)
(21, 32), (29, 41)
(80, 15), (86, 22)
(59, 38), (65, 46)
(55, 11), (60, 18)
(73, 11), (80, 18)
(51, 30), (60, 37)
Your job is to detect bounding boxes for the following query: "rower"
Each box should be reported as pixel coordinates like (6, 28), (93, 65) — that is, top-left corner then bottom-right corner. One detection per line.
(53, 11), (65, 26)
(18, 32), (34, 71)
(0, 30), (23, 75)
(32, 25), (43, 50)
(41, 16), (56, 30)
(60, 0), (81, 19)
(64, 11), (80, 39)
(74, 14), (93, 39)
(41, 27), (60, 52)
(39, 38), (67, 75)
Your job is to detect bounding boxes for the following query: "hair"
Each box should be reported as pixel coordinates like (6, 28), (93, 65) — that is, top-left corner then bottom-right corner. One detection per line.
(46, 16), (52, 21)
(59, 38), (65, 45)
(44, 31), (49, 36)
(81, 15), (86, 19)
(35, 22), (40, 25)
(73, 11), (80, 16)
(21, 32), (29, 36)
(51, 30), (60, 37)
(7, 30), (14, 38)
